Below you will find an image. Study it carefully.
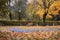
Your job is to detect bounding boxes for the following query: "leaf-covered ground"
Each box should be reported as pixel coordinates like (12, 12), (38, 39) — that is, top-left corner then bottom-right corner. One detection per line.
(0, 26), (60, 40)
(0, 30), (60, 40)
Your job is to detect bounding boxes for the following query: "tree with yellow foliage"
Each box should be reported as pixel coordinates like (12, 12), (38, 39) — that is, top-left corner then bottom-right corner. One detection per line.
(26, 0), (58, 25)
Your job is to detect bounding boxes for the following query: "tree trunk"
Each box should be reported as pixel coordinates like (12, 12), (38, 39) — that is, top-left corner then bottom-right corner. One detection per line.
(43, 9), (48, 25)
(9, 13), (12, 20)
(18, 12), (21, 20)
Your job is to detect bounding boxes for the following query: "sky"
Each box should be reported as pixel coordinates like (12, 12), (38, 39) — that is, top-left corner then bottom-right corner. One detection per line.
(10, 0), (16, 6)
(27, 0), (32, 3)
(10, 0), (32, 6)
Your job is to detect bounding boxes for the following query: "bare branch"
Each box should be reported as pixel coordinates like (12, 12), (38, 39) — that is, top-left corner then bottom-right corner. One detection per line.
(42, 0), (47, 9)
(48, 0), (55, 9)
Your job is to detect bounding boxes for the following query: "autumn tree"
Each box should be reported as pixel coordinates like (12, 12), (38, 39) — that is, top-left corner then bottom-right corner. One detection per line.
(26, 0), (57, 25)
(26, 0), (41, 20)
(39, 0), (58, 25)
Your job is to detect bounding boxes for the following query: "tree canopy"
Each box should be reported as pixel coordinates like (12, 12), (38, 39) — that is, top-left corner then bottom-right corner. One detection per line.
(0, 0), (10, 20)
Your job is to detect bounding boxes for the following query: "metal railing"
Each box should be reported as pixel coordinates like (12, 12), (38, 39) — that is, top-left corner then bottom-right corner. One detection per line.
(0, 20), (60, 26)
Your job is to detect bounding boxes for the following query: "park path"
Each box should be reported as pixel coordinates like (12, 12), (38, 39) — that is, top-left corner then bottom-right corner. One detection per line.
(0, 26), (60, 32)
